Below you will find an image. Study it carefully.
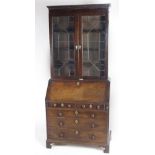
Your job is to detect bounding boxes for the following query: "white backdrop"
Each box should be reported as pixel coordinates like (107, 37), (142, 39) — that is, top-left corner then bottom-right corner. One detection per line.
(0, 0), (155, 155)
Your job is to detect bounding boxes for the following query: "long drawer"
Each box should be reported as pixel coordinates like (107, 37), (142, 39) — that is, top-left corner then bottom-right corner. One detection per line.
(47, 108), (108, 119)
(47, 127), (107, 144)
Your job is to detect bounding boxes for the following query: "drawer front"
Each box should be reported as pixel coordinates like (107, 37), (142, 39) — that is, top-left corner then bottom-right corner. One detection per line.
(47, 108), (108, 119)
(47, 128), (107, 144)
(46, 81), (109, 103)
(47, 117), (107, 131)
(47, 108), (108, 131)
(46, 100), (109, 145)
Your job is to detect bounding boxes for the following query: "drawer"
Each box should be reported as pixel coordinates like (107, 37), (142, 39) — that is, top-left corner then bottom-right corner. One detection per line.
(47, 117), (107, 131)
(47, 109), (108, 131)
(47, 127), (107, 144)
(47, 108), (108, 119)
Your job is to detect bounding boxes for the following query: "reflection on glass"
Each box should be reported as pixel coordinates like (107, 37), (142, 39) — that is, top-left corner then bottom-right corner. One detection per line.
(52, 16), (75, 77)
(82, 16), (106, 78)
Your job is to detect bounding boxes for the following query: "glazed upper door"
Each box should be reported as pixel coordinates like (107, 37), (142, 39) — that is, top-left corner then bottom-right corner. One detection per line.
(49, 10), (108, 80)
(51, 16), (77, 78)
(81, 15), (107, 79)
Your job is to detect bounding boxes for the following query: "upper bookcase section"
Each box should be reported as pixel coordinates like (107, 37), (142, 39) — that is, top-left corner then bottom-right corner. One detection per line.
(47, 4), (110, 80)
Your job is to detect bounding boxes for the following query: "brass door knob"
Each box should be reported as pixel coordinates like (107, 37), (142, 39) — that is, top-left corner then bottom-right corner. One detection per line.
(75, 45), (78, 50)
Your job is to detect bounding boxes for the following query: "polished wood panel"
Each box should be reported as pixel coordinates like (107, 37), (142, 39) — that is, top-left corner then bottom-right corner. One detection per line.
(47, 109), (108, 131)
(47, 128), (107, 144)
(47, 119), (107, 130)
(47, 108), (108, 119)
(46, 80), (109, 103)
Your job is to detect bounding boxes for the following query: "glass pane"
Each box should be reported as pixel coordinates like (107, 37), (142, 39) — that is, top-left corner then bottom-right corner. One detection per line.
(82, 16), (106, 78)
(52, 16), (75, 77)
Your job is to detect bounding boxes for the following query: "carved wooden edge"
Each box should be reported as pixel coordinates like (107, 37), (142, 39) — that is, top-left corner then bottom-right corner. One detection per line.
(47, 4), (110, 10)
(45, 102), (109, 112)
(46, 137), (112, 152)
(48, 78), (110, 83)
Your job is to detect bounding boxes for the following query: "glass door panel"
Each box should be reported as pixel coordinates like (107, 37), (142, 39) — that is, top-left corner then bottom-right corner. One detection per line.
(52, 16), (75, 77)
(82, 16), (106, 78)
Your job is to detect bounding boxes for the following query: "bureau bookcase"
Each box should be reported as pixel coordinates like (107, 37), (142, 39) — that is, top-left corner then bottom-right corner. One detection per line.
(45, 4), (111, 153)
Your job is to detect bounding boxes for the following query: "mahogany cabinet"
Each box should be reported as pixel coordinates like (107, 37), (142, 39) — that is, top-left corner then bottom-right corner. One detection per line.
(45, 4), (111, 153)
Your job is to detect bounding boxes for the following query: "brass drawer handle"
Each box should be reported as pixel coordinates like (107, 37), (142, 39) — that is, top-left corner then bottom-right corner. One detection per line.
(97, 105), (100, 109)
(91, 123), (96, 128)
(59, 132), (64, 138)
(75, 119), (79, 124)
(82, 104), (86, 108)
(67, 104), (71, 108)
(61, 103), (64, 107)
(76, 81), (80, 86)
(59, 121), (64, 127)
(90, 135), (96, 140)
(89, 104), (93, 109)
(75, 130), (79, 135)
(75, 110), (78, 115)
(53, 103), (57, 107)
(58, 112), (63, 117)
(90, 113), (95, 118)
